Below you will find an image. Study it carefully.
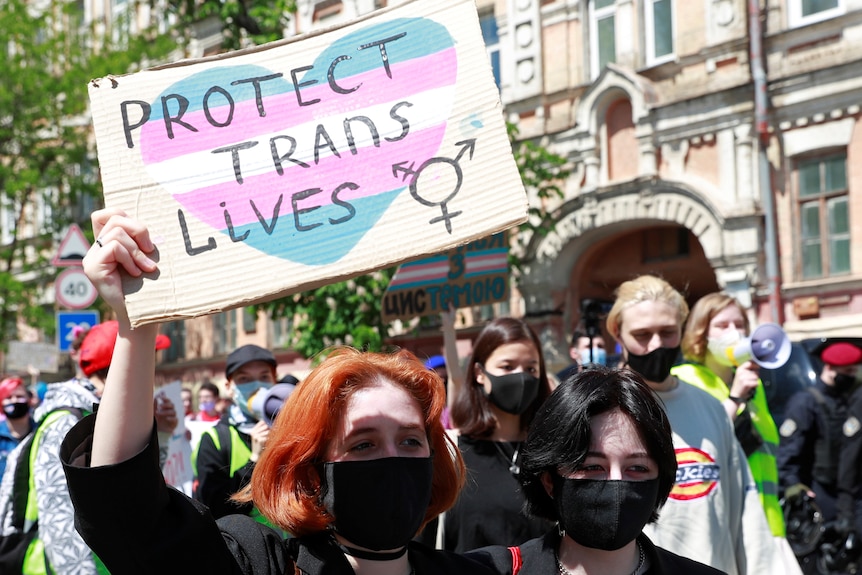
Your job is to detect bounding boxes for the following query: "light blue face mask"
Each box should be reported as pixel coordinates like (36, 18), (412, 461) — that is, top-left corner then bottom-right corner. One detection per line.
(233, 381), (272, 419)
(579, 347), (607, 366)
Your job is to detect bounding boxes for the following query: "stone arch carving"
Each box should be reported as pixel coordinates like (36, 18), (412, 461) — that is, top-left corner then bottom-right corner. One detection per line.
(527, 181), (725, 290)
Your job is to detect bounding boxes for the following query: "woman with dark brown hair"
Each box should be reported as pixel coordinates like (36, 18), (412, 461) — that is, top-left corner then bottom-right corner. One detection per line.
(58, 209), (495, 575)
(443, 316), (553, 552)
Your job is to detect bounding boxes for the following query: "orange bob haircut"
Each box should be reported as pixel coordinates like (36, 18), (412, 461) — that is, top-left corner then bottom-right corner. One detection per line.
(234, 347), (466, 538)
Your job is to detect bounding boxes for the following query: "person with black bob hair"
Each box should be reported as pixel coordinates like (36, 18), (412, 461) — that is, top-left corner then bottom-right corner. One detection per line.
(468, 366), (725, 575)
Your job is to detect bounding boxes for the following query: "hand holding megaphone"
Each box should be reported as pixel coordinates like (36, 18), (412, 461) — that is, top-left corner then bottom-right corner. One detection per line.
(250, 382), (296, 427)
(708, 323), (791, 370)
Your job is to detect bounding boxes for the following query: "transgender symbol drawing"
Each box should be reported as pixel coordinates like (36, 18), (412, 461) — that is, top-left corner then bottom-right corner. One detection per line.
(391, 138), (475, 234)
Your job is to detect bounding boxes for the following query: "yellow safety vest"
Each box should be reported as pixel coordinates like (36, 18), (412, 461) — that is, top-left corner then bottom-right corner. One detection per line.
(672, 363), (786, 537)
(191, 424), (289, 538)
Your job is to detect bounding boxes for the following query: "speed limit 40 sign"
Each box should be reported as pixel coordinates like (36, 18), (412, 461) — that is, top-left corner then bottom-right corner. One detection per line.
(56, 267), (98, 309)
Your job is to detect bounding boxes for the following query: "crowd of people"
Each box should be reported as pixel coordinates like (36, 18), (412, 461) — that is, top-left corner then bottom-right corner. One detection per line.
(0, 208), (859, 575)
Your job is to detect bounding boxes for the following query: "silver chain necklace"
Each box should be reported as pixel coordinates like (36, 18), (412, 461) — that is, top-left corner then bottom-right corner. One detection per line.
(555, 540), (644, 575)
(492, 441), (520, 475)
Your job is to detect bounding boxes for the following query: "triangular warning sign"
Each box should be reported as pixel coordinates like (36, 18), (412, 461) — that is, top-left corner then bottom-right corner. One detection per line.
(53, 224), (91, 267)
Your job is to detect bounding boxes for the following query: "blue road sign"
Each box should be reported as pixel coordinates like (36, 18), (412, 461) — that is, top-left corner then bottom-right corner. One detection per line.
(57, 310), (100, 352)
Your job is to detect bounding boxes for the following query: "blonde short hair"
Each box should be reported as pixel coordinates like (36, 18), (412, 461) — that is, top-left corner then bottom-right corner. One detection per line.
(606, 275), (689, 338)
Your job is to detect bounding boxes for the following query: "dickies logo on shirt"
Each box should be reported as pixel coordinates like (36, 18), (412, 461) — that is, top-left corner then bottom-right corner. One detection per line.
(669, 447), (720, 501)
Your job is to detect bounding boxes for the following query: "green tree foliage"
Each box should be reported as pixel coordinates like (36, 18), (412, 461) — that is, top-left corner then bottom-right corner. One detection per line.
(0, 0), (176, 347)
(165, 0), (295, 50)
(255, 270), (395, 360)
(507, 122), (569, 273)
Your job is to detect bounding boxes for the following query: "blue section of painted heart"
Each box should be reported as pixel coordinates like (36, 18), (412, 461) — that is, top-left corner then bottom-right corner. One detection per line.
(153, 16), (455, 265)
(222, 189), (402, 265)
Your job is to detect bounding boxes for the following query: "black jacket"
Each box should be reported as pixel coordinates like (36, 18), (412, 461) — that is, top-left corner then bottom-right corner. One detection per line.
(445, 436), (550, 552)
(837, 386), (862, 524)
(777, 381), (850, 492)
(60, 414), (495, 575)
(466, 530), (727, 575)
(193, 419), (255, 518)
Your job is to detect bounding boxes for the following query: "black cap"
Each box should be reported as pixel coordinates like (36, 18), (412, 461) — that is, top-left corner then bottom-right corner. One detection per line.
(279, 373), (300, 385)
(225, 345), (277, 379)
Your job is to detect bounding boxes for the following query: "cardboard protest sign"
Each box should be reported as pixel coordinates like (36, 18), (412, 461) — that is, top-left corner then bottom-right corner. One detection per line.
(88, 0), (528, 326)
(381, 231), (508, 322)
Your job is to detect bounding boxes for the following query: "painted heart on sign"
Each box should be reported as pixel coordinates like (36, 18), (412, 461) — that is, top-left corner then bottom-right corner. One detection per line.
(137, 18), (457, 265)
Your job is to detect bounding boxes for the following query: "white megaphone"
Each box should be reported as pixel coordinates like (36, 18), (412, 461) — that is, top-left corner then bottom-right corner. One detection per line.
(250, 383), (296, 426)
(712, 323), (791, 369)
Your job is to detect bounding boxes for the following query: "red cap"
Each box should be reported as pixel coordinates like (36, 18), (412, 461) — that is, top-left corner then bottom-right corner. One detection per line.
(0, 377), (24, 403)
(79, 321), (172, 377)
(155, 334), (171, 351)
(820, 342), (862, 367)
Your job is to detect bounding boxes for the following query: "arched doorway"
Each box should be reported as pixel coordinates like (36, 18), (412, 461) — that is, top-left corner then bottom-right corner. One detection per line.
(554, 222), (719, 367)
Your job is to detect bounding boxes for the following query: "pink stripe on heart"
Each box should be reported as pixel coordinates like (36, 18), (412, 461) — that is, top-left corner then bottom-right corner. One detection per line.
(170, 123), (447, 228)
(139, 48), (457, 165)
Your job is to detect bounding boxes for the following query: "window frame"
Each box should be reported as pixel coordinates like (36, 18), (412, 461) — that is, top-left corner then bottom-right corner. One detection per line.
(788, 0), (844, 28)
(161, 321), (186, 363)
(589, 0), (617, 80)
(794, 151), (851, 280)
(644, 0), (675, 66)
(479, 11), (501, 89)
(1, 196), (16, 246)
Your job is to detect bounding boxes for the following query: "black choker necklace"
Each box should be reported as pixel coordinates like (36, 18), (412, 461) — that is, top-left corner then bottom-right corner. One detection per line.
(337, 543), (408, 561)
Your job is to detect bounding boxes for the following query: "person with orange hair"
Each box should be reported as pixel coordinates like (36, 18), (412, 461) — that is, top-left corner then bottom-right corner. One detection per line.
(58, 209), (496, 574)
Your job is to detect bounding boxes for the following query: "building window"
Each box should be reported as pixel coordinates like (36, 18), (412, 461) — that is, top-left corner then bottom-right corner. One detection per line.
(272, 316), (293, 349)
(313, 0), (343, 24)
(788, 0), (843, 28)
(479, 12), (500, 89)
(38, 188), (57, 235)
(161, 321), (185, 363)
(242, 307), (257, 334)
(1, 197), (16, 245)
(645, 0), (673, 64)
(590, 0), (616, 79)
(797, 153), (850, 279)
(213, 310), (237, 355)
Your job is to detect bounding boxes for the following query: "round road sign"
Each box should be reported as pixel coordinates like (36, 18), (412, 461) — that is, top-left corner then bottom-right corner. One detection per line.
(56, 268), (98, 309)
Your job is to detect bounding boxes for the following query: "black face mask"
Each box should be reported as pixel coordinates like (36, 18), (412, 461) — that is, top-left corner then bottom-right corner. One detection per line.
(321, 456), (433, 551)
(625, 346), (680, 383)
(833, 373), (856, 393)
(554, 477), (659, 550)
(480, 367), (540, 415)
(3, 401), (29, 420)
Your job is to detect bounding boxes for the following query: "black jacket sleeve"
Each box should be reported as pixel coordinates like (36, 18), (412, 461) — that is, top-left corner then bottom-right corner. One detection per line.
(61, 414), (285, 574)
(194, 425), (255, 518)
(776, 391), (818, 489)
(837, 389), (862, 522)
